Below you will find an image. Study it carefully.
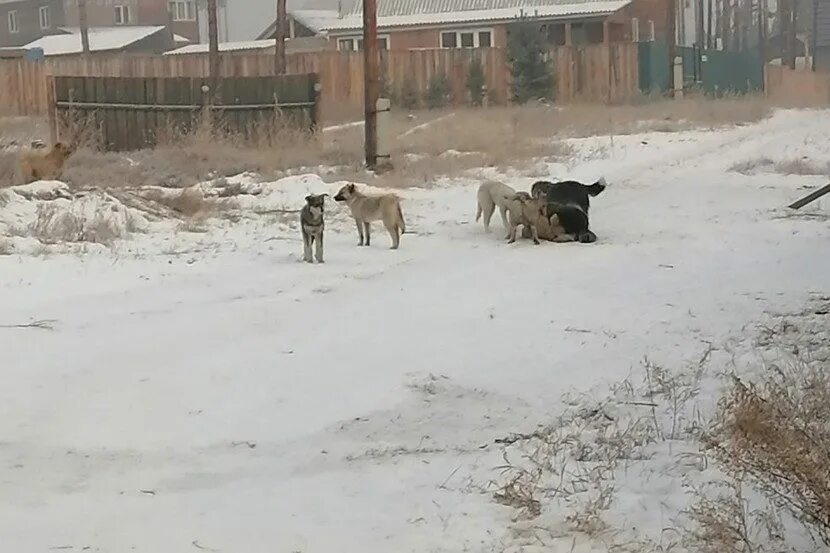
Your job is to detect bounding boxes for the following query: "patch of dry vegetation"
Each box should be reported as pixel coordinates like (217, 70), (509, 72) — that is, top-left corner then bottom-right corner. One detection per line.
(730, 156), (830, 176)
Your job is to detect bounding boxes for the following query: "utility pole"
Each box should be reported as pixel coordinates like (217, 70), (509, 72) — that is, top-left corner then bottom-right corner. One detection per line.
(758, 0), (766, 69)
(363, 0), (379, 169)
(667, 0), (677, 91)
(78, 0), (90, 55)
(788, 0), (797, 68)
(207, 0), (220, 82)
(707, 0), (713, 48)
(275, 0), (287, 74)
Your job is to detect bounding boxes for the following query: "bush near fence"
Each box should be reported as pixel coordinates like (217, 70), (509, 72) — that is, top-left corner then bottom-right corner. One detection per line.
(0, 44), (640, 121)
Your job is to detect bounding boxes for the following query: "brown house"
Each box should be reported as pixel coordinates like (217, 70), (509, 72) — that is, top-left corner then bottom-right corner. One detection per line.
(0, 0), (65, 47)
(259, 0), (667, 51)
(63, 0), (199, 41)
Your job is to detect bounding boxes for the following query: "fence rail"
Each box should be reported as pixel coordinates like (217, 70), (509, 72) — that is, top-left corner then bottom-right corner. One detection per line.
(52, 74), (320, 151)
(2, 44), (640, 122)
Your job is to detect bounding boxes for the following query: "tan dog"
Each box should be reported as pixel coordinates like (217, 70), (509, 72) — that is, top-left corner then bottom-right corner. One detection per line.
(475, 180), (516, 233)
(19, 142), (75, 183)
(333, 183), (406, 249)
(506, 192), (569, 245)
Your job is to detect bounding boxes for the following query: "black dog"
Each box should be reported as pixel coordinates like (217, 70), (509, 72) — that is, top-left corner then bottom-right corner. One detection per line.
(530, 177), (606, 243)
(544, 202), (596, 243)
(531, 178), (607, 213)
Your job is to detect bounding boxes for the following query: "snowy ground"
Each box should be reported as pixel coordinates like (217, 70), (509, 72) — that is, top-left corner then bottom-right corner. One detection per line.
(2, 109), (830, 552)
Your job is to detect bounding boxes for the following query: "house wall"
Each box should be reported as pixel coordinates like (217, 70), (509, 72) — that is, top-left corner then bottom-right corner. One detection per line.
(0, 0), (65, 47)
(612, 0), (667, 41)
(64, 0), (197, 41)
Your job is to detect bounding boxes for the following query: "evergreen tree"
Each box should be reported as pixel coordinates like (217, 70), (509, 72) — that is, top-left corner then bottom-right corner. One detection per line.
(507, 19), (554, 103)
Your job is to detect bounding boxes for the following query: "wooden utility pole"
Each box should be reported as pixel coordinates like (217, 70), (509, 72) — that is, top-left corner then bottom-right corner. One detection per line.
(78, 0), (90, 55)
(696, 0), (705, 48)
(758, 0), (766, 67)
(363, 0), (379, 169)
(707, 0), (713, 48)
(667, 0), (677, 90)
(207, 0), (220, 81)
(788, 0), (797, 68)
(275, 0), (287, 74)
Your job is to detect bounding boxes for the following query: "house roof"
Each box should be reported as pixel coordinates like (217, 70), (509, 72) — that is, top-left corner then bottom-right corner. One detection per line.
(333, 0), (629, 30)
(23, 26), (171, 56)
(165, 36), (328, 55)
(260, 0), (628, 36)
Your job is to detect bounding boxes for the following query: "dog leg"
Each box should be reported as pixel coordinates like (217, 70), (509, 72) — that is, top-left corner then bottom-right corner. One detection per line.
(383, 219), (399, 249)
(530, 225), (540, 245)
(364, 222), (371, 246)
(498, 205), (509, 230)
(507, 224), (518, 244)
(315, 231), (324, 262)
(356, 219), (364, 246)
(482, 202), (495, 232)
(302, 231), (313, 263)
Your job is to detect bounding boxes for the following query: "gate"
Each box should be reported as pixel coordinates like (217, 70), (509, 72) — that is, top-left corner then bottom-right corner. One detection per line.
(50, 74), (321, 151)
(638, 42), (763, 95)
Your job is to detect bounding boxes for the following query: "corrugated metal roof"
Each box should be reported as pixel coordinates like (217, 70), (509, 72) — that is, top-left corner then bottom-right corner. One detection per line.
(23, 27), (167, 56)
(329, 0), (628, 30)
(165, 36), (328, 55)
(342, 0), (622, 18)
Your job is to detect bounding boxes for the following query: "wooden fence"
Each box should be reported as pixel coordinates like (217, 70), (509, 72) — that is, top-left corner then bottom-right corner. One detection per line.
(52, 74), (319, 151)
(0, 44), (640, 121)
(765, 65), (830, 105)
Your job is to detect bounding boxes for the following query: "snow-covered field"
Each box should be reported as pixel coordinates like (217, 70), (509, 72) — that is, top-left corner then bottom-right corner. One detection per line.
(2, 109), (829, 552)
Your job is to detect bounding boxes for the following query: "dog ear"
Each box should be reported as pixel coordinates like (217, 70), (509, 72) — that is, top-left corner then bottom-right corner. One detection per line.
(305, 195), (313, 203)
(348, 184), (356, 192)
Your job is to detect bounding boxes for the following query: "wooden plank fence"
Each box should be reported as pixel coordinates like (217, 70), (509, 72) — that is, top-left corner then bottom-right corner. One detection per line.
(765, 65), (830, 105)
(0, 44), (640, 121)
(52, 74), (320, 151)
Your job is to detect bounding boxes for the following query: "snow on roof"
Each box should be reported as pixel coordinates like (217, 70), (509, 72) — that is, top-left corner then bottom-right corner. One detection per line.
(173, 34), (191, 43)
(165, 36), (328, 56)
(329, 0), (629, 31)
(291, 9), (341, 32)
(166, 39), (276, 55)
(23, 26), (168, 56)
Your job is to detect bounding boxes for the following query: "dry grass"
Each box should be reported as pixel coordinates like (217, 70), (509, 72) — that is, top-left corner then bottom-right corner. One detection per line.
(703, 359), (830, 546)
(7, 96), (774, 193)
(774, 158), (830, 176)
(730, 156), (830, 176)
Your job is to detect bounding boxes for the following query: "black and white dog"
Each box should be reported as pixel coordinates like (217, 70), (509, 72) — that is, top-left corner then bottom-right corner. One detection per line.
(531, 177), (607, 243)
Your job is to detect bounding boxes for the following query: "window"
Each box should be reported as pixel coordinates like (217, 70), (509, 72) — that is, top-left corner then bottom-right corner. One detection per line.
(631, 17), (639, 42)
(440, 29), (494, 48)
(440, 32), (457, 48)
(114, 5), (131, 24)
(336, 36), (389, 51)
(7, 10), (18, 34)
(169, 1), (196, 22)
(39, 6), (50, 29)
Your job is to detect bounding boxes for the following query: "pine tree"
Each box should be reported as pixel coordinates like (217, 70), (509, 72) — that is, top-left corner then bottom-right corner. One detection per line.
(507, 19), (554, 103)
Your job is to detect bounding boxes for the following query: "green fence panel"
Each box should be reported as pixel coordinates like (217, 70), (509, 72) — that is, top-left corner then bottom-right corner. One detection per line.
(638, 41), (670, 95)
(700, 48), (763, 95)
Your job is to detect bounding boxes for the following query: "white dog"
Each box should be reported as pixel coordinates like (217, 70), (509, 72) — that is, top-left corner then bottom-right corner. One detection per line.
(475, 180), (517, 233)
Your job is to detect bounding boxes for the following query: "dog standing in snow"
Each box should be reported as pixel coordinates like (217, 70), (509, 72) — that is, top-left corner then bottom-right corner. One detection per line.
(300, 193), (327, 263)
(19, 142), (75, 184)
(475, 180), (517, 233)
(333, 183), (406, 249)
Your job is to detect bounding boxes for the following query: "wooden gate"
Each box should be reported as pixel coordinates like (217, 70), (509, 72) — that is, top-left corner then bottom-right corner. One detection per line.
(50, 74), (320, 151)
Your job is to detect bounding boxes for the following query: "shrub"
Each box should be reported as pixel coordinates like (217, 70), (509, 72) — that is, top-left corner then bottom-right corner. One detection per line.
(507, 19), (554, 103)
(425, 73), (452, 109)
(467, 58), (486, 106)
